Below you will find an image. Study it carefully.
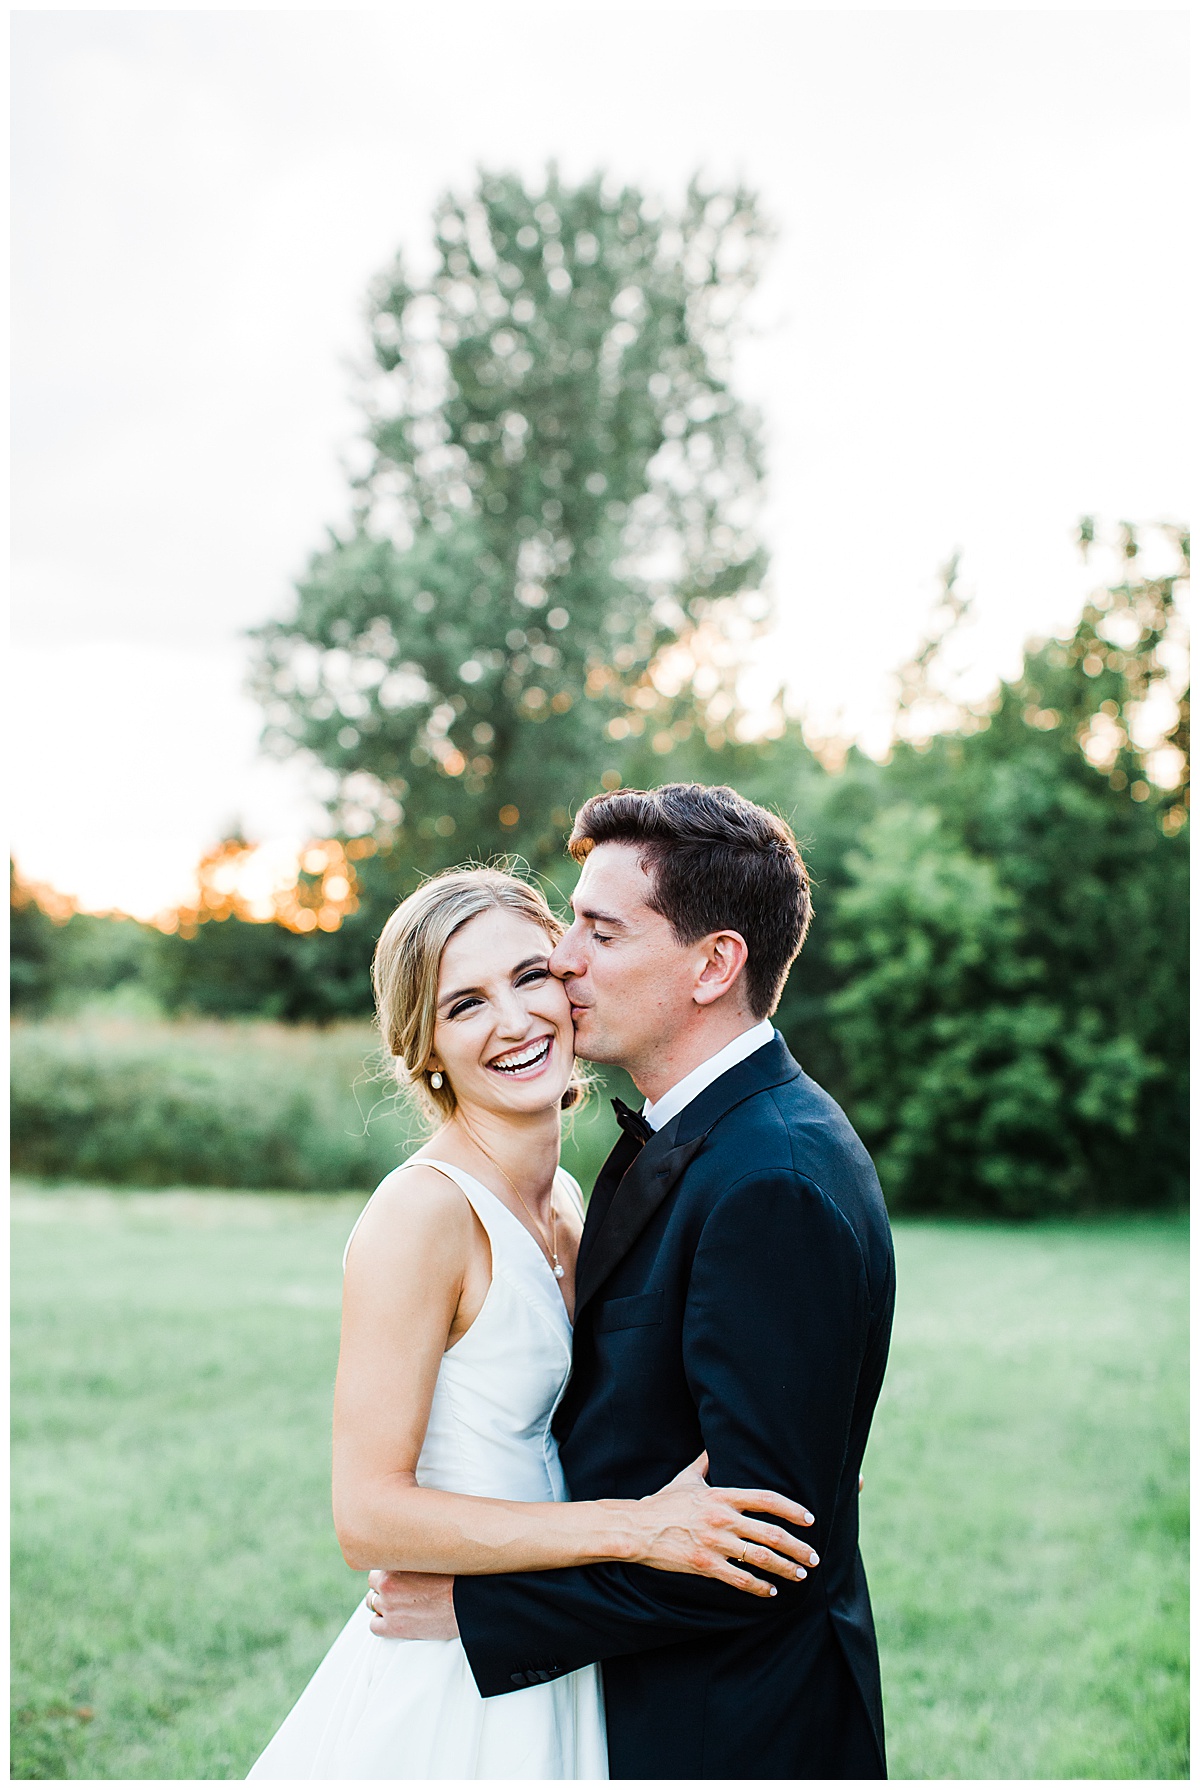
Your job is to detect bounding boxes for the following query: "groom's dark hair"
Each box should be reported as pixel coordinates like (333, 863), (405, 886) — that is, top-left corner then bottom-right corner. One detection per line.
(568, 783), (811, 1018)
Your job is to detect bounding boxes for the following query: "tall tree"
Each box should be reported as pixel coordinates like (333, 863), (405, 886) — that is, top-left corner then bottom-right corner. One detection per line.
(253, 167), (770, 885)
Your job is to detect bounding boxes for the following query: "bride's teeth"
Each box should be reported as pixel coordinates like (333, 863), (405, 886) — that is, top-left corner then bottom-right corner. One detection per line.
(493, 1038), (550, 1071)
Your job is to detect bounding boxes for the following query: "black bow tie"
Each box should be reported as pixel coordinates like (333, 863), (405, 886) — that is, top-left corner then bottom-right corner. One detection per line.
(611, 1096), (655, 1145)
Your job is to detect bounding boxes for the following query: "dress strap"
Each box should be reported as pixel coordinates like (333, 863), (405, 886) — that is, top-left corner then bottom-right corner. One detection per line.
(342, 1156), (500, 1272)
(410, 1159), (511, 1244)
(344, 1157), (577, 1273)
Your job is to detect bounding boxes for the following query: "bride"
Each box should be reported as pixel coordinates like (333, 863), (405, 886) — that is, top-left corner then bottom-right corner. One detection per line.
(249, 866), (816, 1780)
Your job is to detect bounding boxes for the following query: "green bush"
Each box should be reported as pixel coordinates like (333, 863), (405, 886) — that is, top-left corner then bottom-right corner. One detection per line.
(147, 905), (377, 1024)
(10, 862), (156, 1018)
(10, 1021), (410, 1192)
(10, 1019), (627, 1197)
(825, 806), (1170, 1216)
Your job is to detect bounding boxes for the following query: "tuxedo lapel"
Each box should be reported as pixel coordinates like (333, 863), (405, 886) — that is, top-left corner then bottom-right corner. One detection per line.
(574, 1122), (707, 1318)
(574, 1036), (804, 1318)
(574, 1129), (643, 1289)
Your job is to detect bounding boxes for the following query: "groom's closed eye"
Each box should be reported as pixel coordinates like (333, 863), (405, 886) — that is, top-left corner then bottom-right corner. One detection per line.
(584, 920), (620, 944)
(575, 906), (626, 937)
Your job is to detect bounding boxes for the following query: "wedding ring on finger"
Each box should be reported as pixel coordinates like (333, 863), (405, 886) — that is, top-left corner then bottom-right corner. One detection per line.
(366, 1589), (379, 1616)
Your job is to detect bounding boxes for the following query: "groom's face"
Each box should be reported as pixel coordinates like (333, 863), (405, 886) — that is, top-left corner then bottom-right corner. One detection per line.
(549, 842), (700, 1072)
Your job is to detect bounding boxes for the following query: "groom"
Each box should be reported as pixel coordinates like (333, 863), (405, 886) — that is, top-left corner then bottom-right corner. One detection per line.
(373, 782), (895, 1778)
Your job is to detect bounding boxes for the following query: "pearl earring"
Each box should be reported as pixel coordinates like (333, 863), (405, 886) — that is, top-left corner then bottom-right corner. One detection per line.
(429, 1070), (444, 1090)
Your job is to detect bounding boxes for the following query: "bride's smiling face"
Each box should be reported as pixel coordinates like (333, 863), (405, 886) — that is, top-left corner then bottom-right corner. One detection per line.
(429, 907), (576, 1119)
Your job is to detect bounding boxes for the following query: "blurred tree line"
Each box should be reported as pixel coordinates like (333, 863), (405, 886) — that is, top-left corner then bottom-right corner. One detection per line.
(12, 168), (1188, 1216)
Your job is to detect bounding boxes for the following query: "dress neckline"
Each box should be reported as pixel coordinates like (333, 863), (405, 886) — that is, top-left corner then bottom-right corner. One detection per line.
(417, 1158), (574, 1325)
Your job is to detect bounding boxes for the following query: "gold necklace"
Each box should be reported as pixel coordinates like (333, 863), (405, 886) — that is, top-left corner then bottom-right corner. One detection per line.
(457, 1122), (564, 1279)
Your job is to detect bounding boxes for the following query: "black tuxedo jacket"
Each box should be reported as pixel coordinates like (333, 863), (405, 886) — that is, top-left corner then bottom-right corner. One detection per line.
(454, 1035), (896, 1779)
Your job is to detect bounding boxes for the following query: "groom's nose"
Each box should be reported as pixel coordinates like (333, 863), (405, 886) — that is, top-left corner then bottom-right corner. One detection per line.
(549, 924), (585, 980)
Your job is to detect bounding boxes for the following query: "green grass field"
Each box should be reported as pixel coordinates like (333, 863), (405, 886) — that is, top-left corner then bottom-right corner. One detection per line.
(10, 1190), (1187, 1779)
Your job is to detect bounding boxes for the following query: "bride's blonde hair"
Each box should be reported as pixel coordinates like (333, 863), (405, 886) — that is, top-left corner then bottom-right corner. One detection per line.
(372, 866), (585, 1122)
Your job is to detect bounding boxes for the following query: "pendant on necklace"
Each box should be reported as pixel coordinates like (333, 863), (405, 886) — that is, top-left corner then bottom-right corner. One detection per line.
(553, 1262), (565, 1279)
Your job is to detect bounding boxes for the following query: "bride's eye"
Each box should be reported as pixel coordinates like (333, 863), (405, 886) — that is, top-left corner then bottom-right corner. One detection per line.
(447, 996), (481, 1019)
(517, 967), (549, 987)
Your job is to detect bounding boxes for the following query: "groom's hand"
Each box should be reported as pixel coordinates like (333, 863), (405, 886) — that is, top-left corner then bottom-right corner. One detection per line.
(366, 1569), (460, 1640)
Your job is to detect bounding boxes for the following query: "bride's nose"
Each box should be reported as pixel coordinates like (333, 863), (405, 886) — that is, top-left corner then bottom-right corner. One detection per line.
(492, 987), (534, 1037)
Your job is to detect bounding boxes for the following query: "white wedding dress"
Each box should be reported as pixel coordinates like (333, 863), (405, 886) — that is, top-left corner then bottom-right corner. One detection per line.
(249, 1159), (608, 1780)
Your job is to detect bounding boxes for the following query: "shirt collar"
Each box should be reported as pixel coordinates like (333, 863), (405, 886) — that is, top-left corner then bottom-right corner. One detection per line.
(642, 1018), (776, 1133)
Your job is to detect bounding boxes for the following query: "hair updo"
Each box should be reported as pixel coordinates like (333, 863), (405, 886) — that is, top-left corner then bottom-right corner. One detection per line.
(371, 865), (584, 1122)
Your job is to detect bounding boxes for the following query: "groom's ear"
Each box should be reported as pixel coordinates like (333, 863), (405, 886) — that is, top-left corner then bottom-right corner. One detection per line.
(692, 930), (749, 1007)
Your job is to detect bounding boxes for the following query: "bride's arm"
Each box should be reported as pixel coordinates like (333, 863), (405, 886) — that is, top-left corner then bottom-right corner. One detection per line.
(332, 1172), (817, 1597)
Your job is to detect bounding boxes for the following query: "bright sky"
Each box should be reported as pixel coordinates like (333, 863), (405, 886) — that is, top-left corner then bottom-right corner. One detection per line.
(10, 8), (1190, 919)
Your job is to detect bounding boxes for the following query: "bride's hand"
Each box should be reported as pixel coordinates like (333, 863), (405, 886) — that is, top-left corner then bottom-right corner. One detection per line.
(622, 1452), (819, 1597)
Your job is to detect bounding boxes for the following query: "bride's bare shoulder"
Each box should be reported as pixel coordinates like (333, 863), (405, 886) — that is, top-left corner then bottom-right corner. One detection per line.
(346, 1161), (476, 1269)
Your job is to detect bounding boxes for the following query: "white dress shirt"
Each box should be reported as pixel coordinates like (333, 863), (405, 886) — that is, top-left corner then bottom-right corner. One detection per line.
(642, 1018), (776, 1132)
